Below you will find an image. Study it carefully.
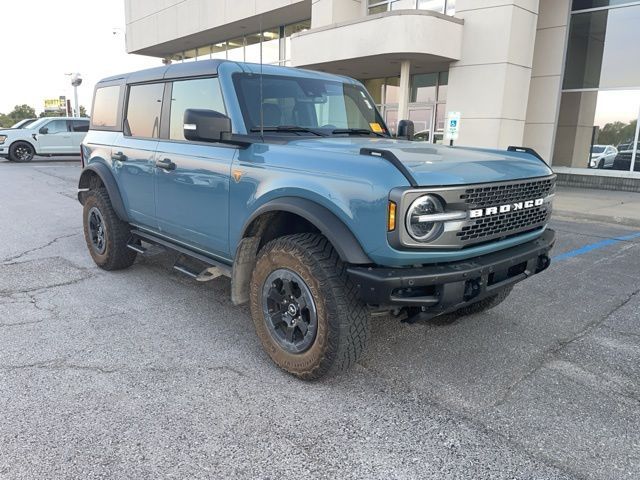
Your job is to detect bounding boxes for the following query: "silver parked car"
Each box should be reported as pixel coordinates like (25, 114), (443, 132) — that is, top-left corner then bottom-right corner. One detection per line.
(589, 144), (617, 169)
(0, 117), (89, 162)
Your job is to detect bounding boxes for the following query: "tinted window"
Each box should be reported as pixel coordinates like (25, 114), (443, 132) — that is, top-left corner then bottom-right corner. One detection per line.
(92, 86), (120, 128)
(72, 120), (89, 132)
(169, 78), (226, 141)
(572, 0), (638, 10)
(44, 120), (68, 134)
(563, 6), (640, 89)
(591, 146), (605, 153)
(126, 83), (164, 138)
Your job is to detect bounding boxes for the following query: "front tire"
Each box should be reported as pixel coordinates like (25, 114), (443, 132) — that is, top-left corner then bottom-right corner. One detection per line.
(9, 142), (35, 162)
(249, 233), (370, 380)
(82, 188), (137, 270)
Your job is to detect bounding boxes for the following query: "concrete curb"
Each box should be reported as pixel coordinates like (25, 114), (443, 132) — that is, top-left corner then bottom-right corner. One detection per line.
(553, 210), (640, 229)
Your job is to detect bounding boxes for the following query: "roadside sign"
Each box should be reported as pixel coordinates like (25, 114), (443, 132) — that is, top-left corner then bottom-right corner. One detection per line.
(446, 111), (461, 141)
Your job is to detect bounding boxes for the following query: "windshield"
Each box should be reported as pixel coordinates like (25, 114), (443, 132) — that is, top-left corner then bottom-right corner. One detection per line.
(25, 118), (51, 130)
(11, 118), (36, 128)
(233, 73), (389, 136)
(591, 146), (605, 154)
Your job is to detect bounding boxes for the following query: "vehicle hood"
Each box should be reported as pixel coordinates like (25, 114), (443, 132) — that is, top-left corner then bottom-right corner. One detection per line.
(591, 153), (604, 158)
(286, 137), (553, 186)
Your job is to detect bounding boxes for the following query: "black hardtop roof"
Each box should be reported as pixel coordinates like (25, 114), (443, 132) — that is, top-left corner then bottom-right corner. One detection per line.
(97, 59), (228, 85)
(96, 59), (355, 86)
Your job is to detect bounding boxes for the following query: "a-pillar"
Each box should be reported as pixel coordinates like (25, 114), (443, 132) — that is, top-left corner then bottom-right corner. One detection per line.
(445, 0), (540, 148)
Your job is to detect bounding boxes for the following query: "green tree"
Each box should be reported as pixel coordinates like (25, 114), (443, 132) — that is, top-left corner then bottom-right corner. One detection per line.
(79, 105), (88, 117)
(597, 119), (637, 147)
(39, 109), (66, 118)
(0, 104), (36, 127)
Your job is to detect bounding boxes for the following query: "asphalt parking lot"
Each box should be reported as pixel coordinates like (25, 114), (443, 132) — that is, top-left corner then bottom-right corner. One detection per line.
(1, 159), (639, 479)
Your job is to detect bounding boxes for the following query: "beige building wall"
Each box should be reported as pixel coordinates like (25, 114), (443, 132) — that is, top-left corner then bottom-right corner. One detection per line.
(523, 0), (571, 164)
(125, 0), (310, 56)
(310, 0), (362, 28)
(445, 0), (539, 149)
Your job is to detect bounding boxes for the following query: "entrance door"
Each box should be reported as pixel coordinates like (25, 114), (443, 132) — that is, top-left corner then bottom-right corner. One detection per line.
(408, 106), (433, 143)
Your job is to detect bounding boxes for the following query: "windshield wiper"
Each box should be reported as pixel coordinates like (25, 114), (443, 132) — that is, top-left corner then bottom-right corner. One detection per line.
(331, 128), (388, 138)
(250, 126), (327, 137)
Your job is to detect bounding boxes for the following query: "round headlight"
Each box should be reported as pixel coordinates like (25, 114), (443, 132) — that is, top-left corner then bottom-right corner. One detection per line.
(405, 195), (444, 242)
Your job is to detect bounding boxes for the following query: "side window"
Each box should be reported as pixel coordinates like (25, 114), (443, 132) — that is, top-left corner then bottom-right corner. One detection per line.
(126, 83), (164, 138)
(91, 86), (120, 129)
(72, 120), (89, 132)
(169, 77), (226, 141)
(45, 120), (69, 134)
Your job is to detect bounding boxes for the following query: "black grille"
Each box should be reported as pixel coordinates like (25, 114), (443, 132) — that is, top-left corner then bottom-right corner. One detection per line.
(461, 178), (555, 209)
(457, 206), (549, 242)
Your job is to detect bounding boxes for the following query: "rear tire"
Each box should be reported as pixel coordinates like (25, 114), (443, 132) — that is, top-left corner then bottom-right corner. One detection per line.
(9, 142), (35, 162)
(82, 188), (137, 270)
(249, 233), (370, 380)
(455, 286), (513, 317)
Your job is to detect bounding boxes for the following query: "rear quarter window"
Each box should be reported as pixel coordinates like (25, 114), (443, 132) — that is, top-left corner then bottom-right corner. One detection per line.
(91, 86), (121, 130)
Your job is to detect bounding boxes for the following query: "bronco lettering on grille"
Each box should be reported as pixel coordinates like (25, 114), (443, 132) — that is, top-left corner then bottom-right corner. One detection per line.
(469, 198), (544, 219)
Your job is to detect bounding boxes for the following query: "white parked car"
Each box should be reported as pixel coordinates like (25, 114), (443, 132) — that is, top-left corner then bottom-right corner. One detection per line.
(0, 117), (89, 162)
(589, 144), (617, 169)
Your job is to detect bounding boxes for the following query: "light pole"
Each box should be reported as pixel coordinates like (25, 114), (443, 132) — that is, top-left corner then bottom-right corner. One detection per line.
(65, 73), (82, 117)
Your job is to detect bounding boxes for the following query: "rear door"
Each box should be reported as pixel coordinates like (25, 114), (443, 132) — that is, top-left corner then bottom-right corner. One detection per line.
(111, 82), (164, 229)
(38, 119), (72, 154)
(154, 76), (234, 258)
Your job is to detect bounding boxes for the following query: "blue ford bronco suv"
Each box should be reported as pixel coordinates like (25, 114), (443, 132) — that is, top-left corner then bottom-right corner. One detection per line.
(79, 60), (555, 379)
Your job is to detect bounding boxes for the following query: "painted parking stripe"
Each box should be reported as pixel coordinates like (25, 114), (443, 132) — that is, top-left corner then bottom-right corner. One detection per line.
(553, 232), (640, 261)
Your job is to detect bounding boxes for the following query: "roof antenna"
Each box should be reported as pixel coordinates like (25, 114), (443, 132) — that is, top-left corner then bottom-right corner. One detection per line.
(259, 14), (264, 140)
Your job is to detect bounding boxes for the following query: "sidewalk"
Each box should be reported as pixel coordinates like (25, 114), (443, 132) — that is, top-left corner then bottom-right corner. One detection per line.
(553, 186), (640, 227)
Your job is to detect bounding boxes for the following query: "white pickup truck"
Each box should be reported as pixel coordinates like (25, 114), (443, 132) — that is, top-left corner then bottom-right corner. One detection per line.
(0, 117), (89, 162)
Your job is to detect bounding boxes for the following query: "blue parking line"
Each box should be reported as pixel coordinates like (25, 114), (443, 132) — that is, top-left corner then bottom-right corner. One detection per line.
(553, 232), (640, 261)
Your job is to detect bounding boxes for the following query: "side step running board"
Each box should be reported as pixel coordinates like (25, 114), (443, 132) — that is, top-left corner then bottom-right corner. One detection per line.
(173, 264), (225, 282)
(129, 229), (232, 279)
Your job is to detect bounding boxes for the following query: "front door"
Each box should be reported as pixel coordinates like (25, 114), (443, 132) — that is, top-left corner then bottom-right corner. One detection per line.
(37, 119), (72, 154)
(154, 142), (234, 257)
(153, 76), (233, 258)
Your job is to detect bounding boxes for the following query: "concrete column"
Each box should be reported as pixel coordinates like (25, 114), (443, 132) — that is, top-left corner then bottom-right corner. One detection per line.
(311, 0), (363, 29)
(523, 0), (571, 164)
(397, 60), (411, 122)
(446, 0), (540, 149)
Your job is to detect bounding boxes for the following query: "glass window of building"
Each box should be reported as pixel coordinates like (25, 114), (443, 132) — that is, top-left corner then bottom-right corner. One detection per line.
(411, 73), (437, 103)
(384, 77), (401, 104)
(572, 0), (640, 11)
(169, 78), (226, 141)
(210, 43), (227, 60)
(555, 2), (640, 172)
(368, 0), (454, 15)
(284, 21), (311, 63)
(183, 48), (197, 62)
(227, 37), (245, 62)
(437, 71), (448, 102)
(245, 30), (280, 64)
(126, 83), (164, 138)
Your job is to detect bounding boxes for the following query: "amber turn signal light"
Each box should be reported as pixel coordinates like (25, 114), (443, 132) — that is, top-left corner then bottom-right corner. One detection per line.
(388, 201), (397, 231)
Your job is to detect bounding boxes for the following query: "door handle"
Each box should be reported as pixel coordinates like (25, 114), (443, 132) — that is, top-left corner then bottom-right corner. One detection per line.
(112, 151), (127, 162)
(155, 158), (176, 171)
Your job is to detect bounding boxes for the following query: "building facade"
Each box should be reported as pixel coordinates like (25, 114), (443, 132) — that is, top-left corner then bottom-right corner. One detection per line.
(125, 0), (640, 177)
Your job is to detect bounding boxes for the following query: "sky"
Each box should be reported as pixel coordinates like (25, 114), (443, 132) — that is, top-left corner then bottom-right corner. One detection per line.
(0, 0), (159, 116)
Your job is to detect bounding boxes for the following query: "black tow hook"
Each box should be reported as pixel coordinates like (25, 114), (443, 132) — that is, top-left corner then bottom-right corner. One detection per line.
(537, 255), (551, 273)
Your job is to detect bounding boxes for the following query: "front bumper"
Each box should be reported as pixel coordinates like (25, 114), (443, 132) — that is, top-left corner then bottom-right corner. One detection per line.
(348, 229), (555, 313)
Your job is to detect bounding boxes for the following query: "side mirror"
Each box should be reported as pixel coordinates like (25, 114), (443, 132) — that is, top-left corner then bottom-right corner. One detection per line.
(39, 127), (49, 134)
(397, 120), (414, 140)
(184, 109), (232, 143)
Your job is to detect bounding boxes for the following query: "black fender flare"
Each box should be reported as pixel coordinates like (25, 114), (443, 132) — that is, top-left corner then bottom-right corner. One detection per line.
(242, 197), (372, 265)
(78, 163), (129, 222)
